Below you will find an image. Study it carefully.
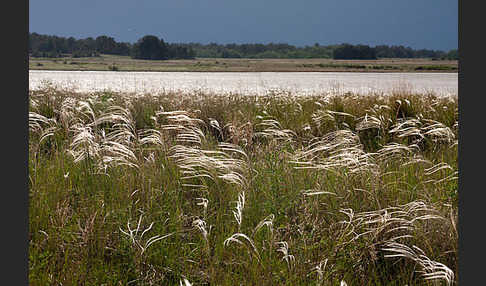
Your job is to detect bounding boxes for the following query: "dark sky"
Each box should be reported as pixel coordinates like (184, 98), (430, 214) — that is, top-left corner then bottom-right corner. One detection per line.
(29, 0), (457, 51)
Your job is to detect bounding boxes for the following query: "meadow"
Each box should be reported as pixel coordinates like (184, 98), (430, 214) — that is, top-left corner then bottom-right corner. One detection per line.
(29, 84), (458, 285)
(29, 54), (458, 73)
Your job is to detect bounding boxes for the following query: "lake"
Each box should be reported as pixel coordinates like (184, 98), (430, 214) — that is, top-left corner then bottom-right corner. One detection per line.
(29, 70), (458, 97)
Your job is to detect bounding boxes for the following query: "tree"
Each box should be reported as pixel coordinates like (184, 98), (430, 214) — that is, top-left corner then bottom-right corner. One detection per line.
(95, 35), (117, 54)
(131, 35), (168, 60)
(66, 37), (77, 52)
(114, 42), (131, 56)
(443, 49), (458, 60)
(221, 49), (242, 58)
(333, 44), (377, 60)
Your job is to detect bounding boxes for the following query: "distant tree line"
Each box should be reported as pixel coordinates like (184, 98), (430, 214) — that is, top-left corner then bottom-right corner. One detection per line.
(29, 33), (458, 60)
(29, 33), (196, 60)
(192, 43), (457, 60)
(29, 33), (131, 58)
(130, 35), (196, 60)
(179, 42), (339, 59)
(374, 45), (457, 60)
(333, 44), (377, 59)
(332, 43), (458, 60)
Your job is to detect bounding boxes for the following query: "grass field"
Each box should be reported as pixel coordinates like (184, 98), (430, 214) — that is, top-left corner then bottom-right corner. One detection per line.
(29, 84), (458, 285)
(29, 54), (458, 73)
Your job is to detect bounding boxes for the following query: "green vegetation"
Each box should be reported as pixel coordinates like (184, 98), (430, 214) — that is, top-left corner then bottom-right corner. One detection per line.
(333, 44), (377, 59)
(29, 33), (195, 60)
(29, 33), (456, 60)
(443, 49), (458, 60)
(29, 55), (458, 73)
(131, 35), (196, 60)
(415, 65), (458, 71)
(29, 84), (457, 285)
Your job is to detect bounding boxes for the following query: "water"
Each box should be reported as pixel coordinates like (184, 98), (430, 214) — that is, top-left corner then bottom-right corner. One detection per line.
(29, 70), (458, 97)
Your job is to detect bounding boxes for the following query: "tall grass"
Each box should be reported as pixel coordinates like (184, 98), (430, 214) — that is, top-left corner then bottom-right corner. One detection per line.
(29, 85), (458, 285)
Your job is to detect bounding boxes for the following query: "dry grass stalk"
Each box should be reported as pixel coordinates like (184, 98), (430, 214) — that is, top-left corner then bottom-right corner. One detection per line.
(292, 130), (377, 176)
(193, 218), (210, 243)
(179, 277), (192, 286)
(254, 115), (296, 142)
(29, 111), (58, 137)
(95, 106), (138, 144)
(276, 241), (295, 270)
(68, 124), (100, 163)
(312, 109), (355, 131)
(380, 242), (454, 285)
(223, 121), (254, 146)
(309, 259), (328, 285)
(119, 214), (174, 255)
(337, 201), (445, 253)
(170, 142), (250, 189)
(373, 143), (421, 165)
(356, 104), (392, 132)
(294, 130), (362, 161)
(252, 214), (275, 238)
(75, 100), (97, 125)
(233, 191), (246, 229)
(421, 119), (456, 144)
(223, 233), (260, 262)
(389, 117), (424, 142)
(157, 110), (205, 146)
